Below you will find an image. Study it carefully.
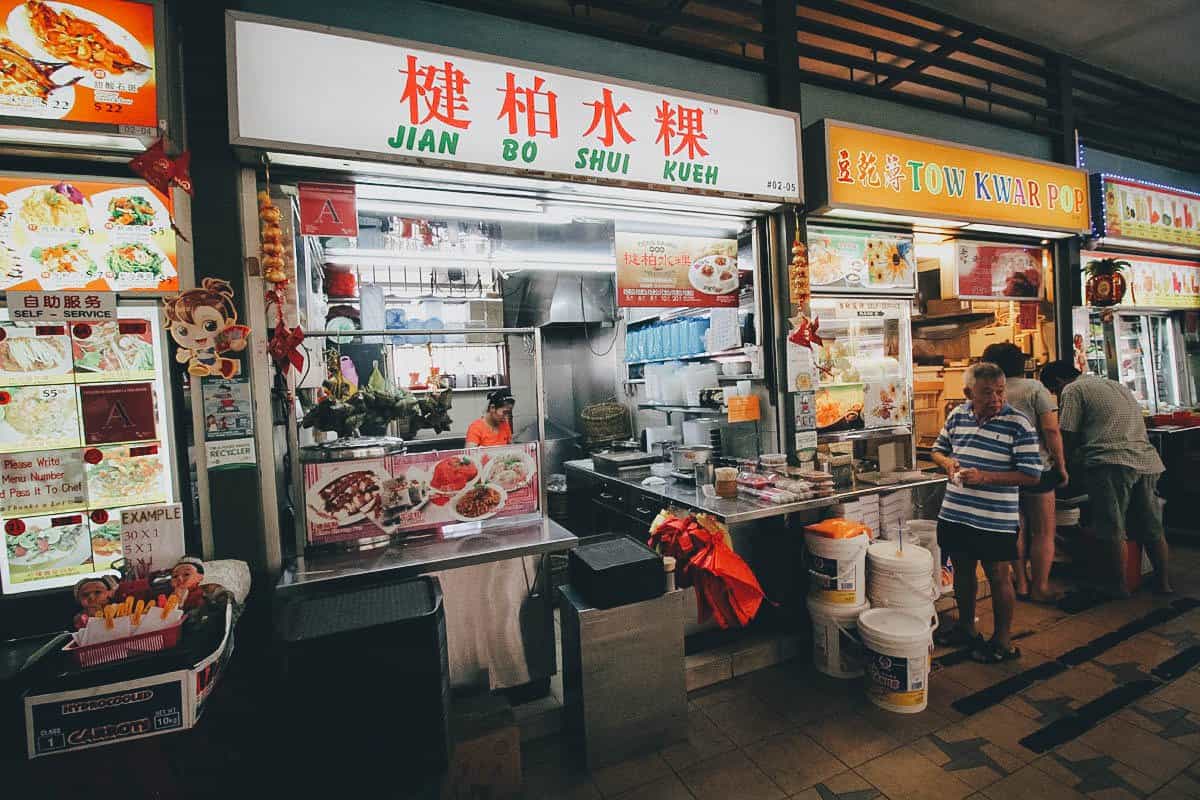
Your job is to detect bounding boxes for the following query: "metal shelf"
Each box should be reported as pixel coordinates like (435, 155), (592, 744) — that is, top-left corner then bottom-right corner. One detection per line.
(818, 425), (912, 442)
(637, 403), (725, 415)
(626, 347), (747, 366)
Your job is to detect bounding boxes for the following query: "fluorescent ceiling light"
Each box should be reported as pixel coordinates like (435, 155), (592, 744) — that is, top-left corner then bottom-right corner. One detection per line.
(824, 208), (968, 228)
(323, 246), (613, 272)
(964, 223), (1074, 239)
(356, 185), (544, 212)
(0, 126), (147, 153)
(913, 232), (952, 244)
(354, 200), (567, 224)
(1093, 236), (1200, 258)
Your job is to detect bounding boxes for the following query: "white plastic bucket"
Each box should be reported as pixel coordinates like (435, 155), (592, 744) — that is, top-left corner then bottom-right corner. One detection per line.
(805, 531), (869, 605)
(807, 597), (870, 678)
(858, 608), (934, 714)
(900, 520), (945, 596)
(868, 540), (937, 606)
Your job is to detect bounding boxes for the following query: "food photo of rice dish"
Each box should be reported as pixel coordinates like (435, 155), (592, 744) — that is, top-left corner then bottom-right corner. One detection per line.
(0, 384), (79, 451)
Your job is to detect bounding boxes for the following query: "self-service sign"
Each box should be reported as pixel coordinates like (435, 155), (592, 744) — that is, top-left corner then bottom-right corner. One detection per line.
(8, 292), (117, 321)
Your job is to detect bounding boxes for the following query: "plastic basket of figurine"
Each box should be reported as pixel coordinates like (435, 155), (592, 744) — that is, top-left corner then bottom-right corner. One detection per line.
(63, 598), (186, 669)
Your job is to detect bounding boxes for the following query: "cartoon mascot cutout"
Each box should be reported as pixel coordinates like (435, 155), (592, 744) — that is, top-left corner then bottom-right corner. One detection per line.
(164, 278), (249, 377)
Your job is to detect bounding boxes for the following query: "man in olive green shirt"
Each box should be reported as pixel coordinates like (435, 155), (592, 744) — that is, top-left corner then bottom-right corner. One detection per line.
(1040, 361), (1171, 596)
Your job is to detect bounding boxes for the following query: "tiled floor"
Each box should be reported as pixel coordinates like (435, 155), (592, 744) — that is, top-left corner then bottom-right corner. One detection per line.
(523, 545), (1200, 799)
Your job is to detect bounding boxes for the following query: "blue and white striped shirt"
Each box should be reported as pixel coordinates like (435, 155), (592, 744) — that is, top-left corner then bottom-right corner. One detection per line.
(933, 402), (1043, 534)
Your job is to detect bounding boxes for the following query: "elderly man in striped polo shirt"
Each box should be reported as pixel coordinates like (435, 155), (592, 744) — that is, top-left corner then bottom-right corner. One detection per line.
(930, 362), (1043, 664)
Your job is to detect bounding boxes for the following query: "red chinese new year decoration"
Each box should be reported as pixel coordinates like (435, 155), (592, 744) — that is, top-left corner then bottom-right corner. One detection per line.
(269, 321), (305, 374)
(787, 314), (823, 349)
(648, 511), (766, 629)
(128, 138), (192, 196)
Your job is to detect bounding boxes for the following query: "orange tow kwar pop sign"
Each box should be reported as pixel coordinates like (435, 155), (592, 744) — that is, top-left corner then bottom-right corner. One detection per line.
(819, 121), (1092, 234)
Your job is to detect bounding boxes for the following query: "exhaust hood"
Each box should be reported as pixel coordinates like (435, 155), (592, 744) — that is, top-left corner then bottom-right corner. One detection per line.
(506, 271), (616, 327)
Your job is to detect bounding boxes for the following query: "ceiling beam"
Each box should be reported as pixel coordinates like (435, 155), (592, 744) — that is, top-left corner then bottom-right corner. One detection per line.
(876, 31), (976, 91)
(429, 0), (767, 71)
(799, 0), (1048, 78)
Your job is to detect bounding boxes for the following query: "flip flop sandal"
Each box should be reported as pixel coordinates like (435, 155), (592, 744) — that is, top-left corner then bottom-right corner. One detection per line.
(971, 640), (1021, 664)
(934, 627), (982, 648)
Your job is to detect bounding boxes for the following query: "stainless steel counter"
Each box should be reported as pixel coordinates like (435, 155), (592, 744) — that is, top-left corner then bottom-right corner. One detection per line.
(564, 459), (947, 525)
(276, 515), (578, 592)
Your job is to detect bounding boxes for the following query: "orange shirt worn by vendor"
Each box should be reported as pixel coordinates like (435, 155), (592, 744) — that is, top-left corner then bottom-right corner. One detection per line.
(465, 390), (515, 447)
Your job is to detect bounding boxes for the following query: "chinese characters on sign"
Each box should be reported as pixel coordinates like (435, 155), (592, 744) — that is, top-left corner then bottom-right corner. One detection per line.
(615, 233), (739, 308)
(8, 291), (116, 321)
(820, 122), (1091, 233)
(1099, 176), (1200, 249)
(231, 19), (801, 200)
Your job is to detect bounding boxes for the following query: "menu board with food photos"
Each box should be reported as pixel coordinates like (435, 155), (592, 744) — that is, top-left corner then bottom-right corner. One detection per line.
(303, 443), (540, 547)
(0, 303), (173, 593)
(0, 0), (159, 133)
(807, 226), (916, 294)
(0, 172), (178, 293)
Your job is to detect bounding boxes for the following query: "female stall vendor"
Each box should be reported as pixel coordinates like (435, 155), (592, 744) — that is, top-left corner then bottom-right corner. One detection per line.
(465, 390), (515, 447)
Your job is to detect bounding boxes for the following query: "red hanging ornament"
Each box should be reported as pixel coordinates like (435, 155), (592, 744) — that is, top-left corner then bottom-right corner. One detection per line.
(787, 314), (823, 349)
(129, 138), (193, 196)
(269, 322), (305, 373)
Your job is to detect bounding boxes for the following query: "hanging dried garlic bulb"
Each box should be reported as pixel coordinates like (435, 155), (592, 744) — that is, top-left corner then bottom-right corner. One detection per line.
(257, 190), (288, 283)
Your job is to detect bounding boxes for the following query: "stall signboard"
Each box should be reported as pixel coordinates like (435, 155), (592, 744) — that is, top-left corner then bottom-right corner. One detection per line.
(1096, 175), (1200, 249)
(956, 241), (1046, 300)
(0, 0), (159, 134)
(807, 120), (1091, 234)
(1082, 249), (1200, 310)
(615, 233), (739, 307)
(303, 443), (540, 547)
(0, 173), (178, 293)
(0, 305), (173, 594)
(806, 226), (916, 293)
(298, 181), (358, 237)
(229, 15), (802, 203)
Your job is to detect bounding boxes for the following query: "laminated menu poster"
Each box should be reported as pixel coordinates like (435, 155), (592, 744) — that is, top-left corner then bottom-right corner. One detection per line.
(0, 174), (178, 293)
(806, 227), (916, 293)
(0, 0), (158, 131)
(956, 242), (1044, 300)
(615, 233), (739, 308)
(304, 443), (540, 546)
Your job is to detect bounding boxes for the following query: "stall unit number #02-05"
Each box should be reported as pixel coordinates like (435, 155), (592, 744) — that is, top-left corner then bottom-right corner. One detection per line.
(382, 56), (788, 191)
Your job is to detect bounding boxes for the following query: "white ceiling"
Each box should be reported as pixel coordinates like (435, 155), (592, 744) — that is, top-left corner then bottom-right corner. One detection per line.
(917, 0), (1200, 103)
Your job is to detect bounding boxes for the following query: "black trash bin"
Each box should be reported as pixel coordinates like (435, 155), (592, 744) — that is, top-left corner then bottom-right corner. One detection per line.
(276, 575), (450, 782)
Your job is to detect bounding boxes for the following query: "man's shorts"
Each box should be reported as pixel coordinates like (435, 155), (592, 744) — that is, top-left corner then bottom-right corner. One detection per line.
(937, 519), (1019, 563)
(1085, 466), (1165, 544)
(1021, 469), (1060, 496)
